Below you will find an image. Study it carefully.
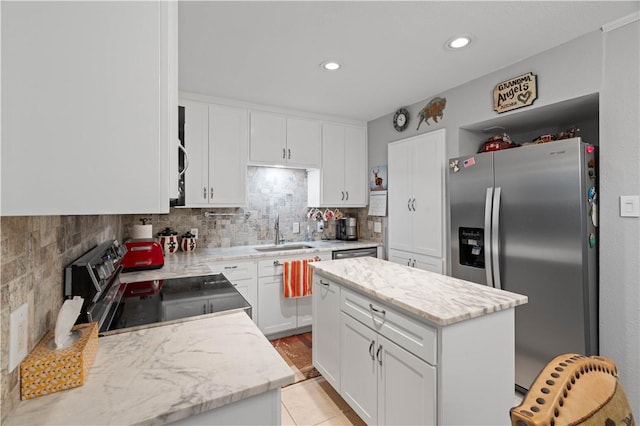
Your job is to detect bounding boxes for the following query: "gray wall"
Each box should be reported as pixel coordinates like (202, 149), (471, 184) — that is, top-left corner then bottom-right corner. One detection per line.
(599, 19), (640, 413)
(367, 24), (639, 412)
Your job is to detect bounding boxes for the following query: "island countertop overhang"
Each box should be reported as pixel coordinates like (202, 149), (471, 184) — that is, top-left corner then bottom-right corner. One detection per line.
(310, 257), (527, 327)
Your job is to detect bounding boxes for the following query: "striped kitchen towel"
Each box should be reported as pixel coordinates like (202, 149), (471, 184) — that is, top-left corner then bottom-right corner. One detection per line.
(283, 258), (318, 298)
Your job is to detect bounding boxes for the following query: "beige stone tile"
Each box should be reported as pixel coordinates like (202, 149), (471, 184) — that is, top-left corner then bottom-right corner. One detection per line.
(282, 377), (347, 426)
(281, 403), (296, 426)
(316, 410), (366, 426)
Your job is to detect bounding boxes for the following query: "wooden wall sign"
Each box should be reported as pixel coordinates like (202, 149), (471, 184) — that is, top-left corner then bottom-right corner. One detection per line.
(493, 72), (537, 113)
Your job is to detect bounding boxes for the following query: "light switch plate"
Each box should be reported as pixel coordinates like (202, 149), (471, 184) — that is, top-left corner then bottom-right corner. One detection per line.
(9, 303), (28, 372)
(190, 228), (199, 238)
(374, 222), (382, 233)
(620, 195), (640, 217)
(292, 222), (300, 234)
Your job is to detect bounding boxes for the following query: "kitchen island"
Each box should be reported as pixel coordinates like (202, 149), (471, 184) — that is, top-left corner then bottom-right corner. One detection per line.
(310, 257), (527, 425)
(5, 312), (294, 425)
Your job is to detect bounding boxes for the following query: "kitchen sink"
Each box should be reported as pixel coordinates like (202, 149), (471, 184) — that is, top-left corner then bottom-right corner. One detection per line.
(254, 244), (313, 252)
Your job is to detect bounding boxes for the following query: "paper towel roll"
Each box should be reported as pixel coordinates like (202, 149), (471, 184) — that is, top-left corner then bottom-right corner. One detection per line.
(132, 224), (152, 239)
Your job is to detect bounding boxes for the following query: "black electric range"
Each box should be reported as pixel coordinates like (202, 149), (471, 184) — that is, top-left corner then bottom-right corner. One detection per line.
(64, 241), (252, 335)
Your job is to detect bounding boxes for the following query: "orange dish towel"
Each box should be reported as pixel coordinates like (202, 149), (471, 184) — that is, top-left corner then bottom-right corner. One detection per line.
(283, 258), (317, 298)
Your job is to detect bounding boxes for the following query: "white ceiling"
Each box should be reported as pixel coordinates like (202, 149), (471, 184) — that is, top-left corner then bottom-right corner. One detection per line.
(178, 1), (639, 122)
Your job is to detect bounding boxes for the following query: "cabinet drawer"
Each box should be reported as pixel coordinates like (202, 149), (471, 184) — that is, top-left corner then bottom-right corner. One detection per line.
(257, 252), (331, 277)
(341, 287), (437, 365)
(208, 260), (257, 281)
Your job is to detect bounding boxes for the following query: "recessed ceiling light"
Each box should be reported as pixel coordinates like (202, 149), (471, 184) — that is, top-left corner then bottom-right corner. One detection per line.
(445, 35), (473, 50)
(320, 61), (341, 71)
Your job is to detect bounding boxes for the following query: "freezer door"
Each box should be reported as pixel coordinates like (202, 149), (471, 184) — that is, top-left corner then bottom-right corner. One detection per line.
(448, 153), (494, 285)
(493, 140), (594, 391)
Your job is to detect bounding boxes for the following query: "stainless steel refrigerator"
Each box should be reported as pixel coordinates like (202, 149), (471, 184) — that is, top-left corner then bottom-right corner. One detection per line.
(448, 138), (598, 392)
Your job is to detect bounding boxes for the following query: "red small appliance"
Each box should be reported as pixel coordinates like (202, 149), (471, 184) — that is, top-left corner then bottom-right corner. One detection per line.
(121, 239), (164, 272)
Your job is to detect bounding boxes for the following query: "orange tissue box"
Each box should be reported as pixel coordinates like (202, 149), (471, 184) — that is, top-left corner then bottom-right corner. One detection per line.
(20, 322), (99, 400)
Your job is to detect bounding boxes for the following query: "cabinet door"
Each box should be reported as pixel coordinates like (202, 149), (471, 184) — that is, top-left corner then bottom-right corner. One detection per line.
(286, 117), (321, 168)
(341, 313), (378, 425)
(388, 248), (413, 268)
(2, 2), (175, 215)
(183, 100), (210, 205)
(312, 277), (341, 390)
(321, 123), (346, 206)
(258, 275), (297, 335)
(249, 111), (286, 165)
(413, 253), (443, 274)
(343, 126), (367, 206)
(209, 104), (248, 206)
(411, 129), (445, 258)
(388, 139), (414, 252)
(378, 335), (437, 426)
(162, 299), (208, 322)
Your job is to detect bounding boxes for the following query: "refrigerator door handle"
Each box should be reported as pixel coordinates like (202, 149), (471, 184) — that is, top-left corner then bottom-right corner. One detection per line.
(491, 187), (502, 290)
(484, 188), (494, 287)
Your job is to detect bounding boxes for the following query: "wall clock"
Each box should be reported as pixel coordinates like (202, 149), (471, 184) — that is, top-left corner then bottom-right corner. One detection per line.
(393, 108), (410, 132)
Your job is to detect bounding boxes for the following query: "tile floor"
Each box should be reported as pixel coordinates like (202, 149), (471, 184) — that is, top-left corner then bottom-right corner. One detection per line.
(281, 377), (366, 426)
(281, 375), (525, 425)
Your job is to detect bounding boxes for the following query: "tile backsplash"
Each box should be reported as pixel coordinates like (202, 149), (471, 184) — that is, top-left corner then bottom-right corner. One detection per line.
(0, 215), (122, 422)
(0, 166), (384, 421)
(123, 167), (385, 248)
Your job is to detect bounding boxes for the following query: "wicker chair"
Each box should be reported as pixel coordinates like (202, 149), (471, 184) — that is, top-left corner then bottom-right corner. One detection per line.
(510, 354), (635, 426)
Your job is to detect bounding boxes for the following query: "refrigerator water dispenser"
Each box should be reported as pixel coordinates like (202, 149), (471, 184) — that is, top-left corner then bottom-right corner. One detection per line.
(458, 227), (485, 268)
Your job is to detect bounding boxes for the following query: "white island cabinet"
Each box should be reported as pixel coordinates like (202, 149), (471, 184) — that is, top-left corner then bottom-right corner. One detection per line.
(311, 257), (527, 426)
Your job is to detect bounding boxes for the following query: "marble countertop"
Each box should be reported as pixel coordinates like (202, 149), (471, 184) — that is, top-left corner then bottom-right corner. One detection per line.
(120, 239), (381, 283)
(310, 257), (527, 327)
(6, 312), (294, 425)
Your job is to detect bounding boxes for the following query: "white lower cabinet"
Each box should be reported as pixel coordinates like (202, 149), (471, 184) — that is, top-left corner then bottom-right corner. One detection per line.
(258, 252), (331, 336)
(340, 312), (436, 426)
(312, 276), (341, 391)
(208, 260), (258, 324)
(388, 249), (443, 274)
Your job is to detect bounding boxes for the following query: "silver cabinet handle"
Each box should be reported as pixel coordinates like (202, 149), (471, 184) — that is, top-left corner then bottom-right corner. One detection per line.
(203, 187), (207, 199)
(411, 198), (416, 211)
(369, 303), (386, 315)
(224, 265), (238, 270)
(288, 148), (291, 159)
(210, 187), (214, 199)
(282, 148), (286, 159)
(319, 280), (330, 287)
(412, 259), (416, 267)
(345, 191), (349, 201)
(369, 340), (375, 360)
(341, 191), (345, 201)
(407, 198), (412, 211)
(203, 304), (207, 314)
(407, 258), (411, 266)
(376, 344), (383, 366)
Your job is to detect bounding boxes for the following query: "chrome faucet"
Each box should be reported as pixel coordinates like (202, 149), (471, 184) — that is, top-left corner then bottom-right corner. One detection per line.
(274, 214), (281, 245)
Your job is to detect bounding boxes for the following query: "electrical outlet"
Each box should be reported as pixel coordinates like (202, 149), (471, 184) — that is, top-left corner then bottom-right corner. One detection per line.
(9, 303), (28, 372)
(316, 221), (324, 232)
(292, 222), (300, 234)
(190, 228), (199, 238)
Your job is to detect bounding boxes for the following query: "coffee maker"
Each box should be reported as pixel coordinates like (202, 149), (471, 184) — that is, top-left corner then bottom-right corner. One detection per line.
(336, 217), (358, 241)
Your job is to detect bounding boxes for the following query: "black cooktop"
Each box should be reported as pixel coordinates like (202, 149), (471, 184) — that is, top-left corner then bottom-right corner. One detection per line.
(107, 273), (252, 333)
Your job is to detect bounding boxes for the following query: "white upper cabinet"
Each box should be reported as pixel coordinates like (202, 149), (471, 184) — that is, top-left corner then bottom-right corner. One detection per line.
(308, 123), (367, 207)
(249, 111), (321, 168)
(1, 1), (177, 215)
(182, 100), (248, 207)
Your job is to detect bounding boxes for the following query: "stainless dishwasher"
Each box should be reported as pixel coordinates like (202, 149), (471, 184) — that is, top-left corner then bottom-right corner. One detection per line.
(332, 246), (378, 259)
